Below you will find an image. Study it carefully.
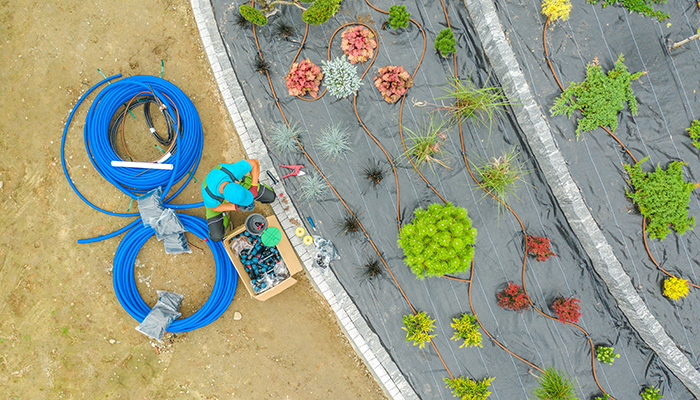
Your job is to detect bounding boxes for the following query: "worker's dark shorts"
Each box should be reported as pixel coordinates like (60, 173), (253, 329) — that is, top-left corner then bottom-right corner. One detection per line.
(254, 184), (276, 204)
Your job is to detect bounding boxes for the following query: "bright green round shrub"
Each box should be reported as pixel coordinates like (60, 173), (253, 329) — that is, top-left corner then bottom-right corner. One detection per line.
(239, 4), (267, 26)
(302, 0), (341, 25)
(388, 5), (411, 29)
(398, 203), (476, 279)
(435, 28), (456, 57)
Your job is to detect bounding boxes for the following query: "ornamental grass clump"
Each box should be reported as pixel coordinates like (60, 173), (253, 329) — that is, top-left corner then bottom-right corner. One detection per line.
(587, 0), (668, 21)
(317, 124), (351, 158)
(687, 120), (700, 149)
(374, 65), (414, 103)
(362, 159), (384, 188)
(531, 367), (578, 400)
(541, 0), (572, 21)
(450, 313), (482, 348)
(641, 387), (662, 400)
(298, 173), (329, 203)
(435, 28), (456, 57)
(444, 376), (494, 400)
(388, 5), (411, 29)
(268, 123), (302, 156)
(401, 114), (451, 173)
(402, 311), (436, 349)
(497, 282), (531, 312)
(596, 346), (620, 365)
(359, 257), (383, 283)
(527, 235), (556, 262)
(398, 203), (477, 279)
(552, 297), (581, 324)
(322, 56), (363, 99)
(551, 54), (645, 138)
(437, 76), (512, 129)
(624, 157), (696, 241)
(285, 59), (323, 98)
(474, 148), (525, 206)
(340, 26), (377, 64)
(336, 210), (360, 236)
(664, 276), (689, 301)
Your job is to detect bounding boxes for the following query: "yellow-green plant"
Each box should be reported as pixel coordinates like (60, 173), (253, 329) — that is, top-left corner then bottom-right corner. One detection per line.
(402, 311), (436, 349)
(450, 314), (482, 348)
(541, 0), (572, 21)
(664, 276), (689, 300)
(596, 346), (620, 365)
(398, 203), (477, 279)
(687, 120), (700, 149)
(444, 376), (494, 400)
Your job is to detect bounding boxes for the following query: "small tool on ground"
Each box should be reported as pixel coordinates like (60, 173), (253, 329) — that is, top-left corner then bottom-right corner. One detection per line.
(279, 164), (305, 179)
(266, 170), (279, 185)
(306, 216), (317, 231)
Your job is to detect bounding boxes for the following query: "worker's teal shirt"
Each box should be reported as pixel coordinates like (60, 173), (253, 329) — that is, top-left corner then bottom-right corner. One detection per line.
(201, 161), (253, 209)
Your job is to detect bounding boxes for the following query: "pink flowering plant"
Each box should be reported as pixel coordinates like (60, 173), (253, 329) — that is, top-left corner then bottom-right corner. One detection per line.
(374, 65), (414, 104)
(340, 26), (377, 64)
(284, 59), (323, 98)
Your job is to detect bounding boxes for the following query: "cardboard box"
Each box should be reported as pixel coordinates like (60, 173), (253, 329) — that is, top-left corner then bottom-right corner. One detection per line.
(223, 215), (303, 301)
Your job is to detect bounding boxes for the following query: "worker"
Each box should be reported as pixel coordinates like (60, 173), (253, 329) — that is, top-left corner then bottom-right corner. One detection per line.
(202, 159), (275, 241)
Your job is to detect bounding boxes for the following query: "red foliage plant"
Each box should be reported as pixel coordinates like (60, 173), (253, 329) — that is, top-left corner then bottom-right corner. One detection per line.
(552, 297), (581, 324)
(374, 65), (414, 104)
(526, 235), (556, 262)
(284, 59), (323, 98)
(497, 282), (531, 312)
(341, 26), (377, 64)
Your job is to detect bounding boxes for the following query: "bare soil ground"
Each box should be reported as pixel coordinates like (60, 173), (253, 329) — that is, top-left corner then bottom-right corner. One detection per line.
(0, 1), (387, 398)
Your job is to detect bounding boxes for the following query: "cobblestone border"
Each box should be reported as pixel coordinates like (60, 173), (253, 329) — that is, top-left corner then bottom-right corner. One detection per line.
(461, 0), (700, 396)
(188, 1), (419, 399)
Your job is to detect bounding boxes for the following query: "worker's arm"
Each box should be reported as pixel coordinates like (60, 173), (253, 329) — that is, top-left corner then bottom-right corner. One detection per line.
(247, 159), (260, 186)
(211, 202), (239, 212)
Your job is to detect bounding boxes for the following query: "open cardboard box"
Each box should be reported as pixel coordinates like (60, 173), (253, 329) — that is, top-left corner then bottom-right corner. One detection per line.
(223, 215), (303, 301)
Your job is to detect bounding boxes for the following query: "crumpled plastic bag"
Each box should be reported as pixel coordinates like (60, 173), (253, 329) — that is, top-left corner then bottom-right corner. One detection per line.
(136, 290), (184, 341)
(137, 187), (164, 227)
(313, 235), (340, 269)
(230, 236), (253, 256)
(163, 232), (192, 255)
(151, 208), (186, 241)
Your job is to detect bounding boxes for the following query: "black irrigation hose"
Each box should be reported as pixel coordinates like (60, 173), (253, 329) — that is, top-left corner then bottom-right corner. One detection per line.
(108, 96), (178, 158)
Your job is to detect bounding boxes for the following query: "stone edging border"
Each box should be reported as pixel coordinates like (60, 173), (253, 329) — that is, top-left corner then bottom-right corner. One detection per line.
(188, 1), (419, 399)
(462, 0), (700, 396)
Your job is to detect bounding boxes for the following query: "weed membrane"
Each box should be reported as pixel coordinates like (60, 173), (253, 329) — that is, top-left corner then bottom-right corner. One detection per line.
(213, 0), (694, 398)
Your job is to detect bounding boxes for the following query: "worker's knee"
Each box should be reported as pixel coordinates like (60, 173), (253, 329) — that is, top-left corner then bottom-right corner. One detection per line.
(255, 184), (276, 204)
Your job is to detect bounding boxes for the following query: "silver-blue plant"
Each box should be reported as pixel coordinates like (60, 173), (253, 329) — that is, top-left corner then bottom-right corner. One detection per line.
(322, 56), (363, 99)
(317, 124), (352, 158)
(268, 123), (302, 156)
(298, 173), (329, 203)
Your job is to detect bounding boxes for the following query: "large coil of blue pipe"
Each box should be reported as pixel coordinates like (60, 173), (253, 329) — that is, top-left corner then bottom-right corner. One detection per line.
(83, 75), (203, 198)
(112, 214), (237, 332)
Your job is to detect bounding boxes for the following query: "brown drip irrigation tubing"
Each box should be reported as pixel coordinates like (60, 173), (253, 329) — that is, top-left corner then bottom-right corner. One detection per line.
(642, 218), (700, 289)
(119, 91), (180, 162)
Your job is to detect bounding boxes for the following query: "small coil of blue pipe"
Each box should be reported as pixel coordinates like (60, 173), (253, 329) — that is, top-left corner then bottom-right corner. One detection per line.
(112, 214), (237, 332)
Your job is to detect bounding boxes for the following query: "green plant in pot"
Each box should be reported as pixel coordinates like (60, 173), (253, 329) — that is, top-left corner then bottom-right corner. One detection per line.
(402, 311), (436, 348)
(398, 203), (477, 279)
(444, 375), (494, 400)
(624, 157), (696, 241)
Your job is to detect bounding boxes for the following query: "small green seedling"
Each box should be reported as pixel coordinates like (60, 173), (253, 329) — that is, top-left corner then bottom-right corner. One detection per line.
(450, 313), (482, 348)
(641, 386), (662, 400)
(435, 28), (456, 58)
(387, 5), (411, 29)
(402, 311), (436, 349)
(444, 376), (494, 400)
(596, 346), (620, 365)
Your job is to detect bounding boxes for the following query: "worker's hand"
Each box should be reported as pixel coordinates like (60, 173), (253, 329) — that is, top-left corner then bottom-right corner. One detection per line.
(249, 184), (259, 198)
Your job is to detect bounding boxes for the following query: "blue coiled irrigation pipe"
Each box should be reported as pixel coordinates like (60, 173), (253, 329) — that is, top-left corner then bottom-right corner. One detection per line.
(63, 74), (236, 331)
(113, 214), (237, 332)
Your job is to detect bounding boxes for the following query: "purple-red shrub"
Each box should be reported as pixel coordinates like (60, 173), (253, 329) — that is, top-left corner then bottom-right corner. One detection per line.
(340, 26), (377, 64)
(374, 65), (414, 103)
(552, 297), (581, 324)
(284, 59), (323, 98)
(526, 235), (556, 262)
(497, 282), (531, 312)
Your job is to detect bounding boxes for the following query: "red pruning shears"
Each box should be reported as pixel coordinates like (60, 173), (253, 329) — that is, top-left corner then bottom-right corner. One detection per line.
(279, 164), (306, 179)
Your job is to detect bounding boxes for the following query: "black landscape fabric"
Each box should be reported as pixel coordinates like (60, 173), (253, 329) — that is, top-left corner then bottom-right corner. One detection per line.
(212, 0), (696, 398)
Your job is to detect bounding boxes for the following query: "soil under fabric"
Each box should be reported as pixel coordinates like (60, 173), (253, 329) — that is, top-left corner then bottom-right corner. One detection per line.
(213, 0), (694, 398)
